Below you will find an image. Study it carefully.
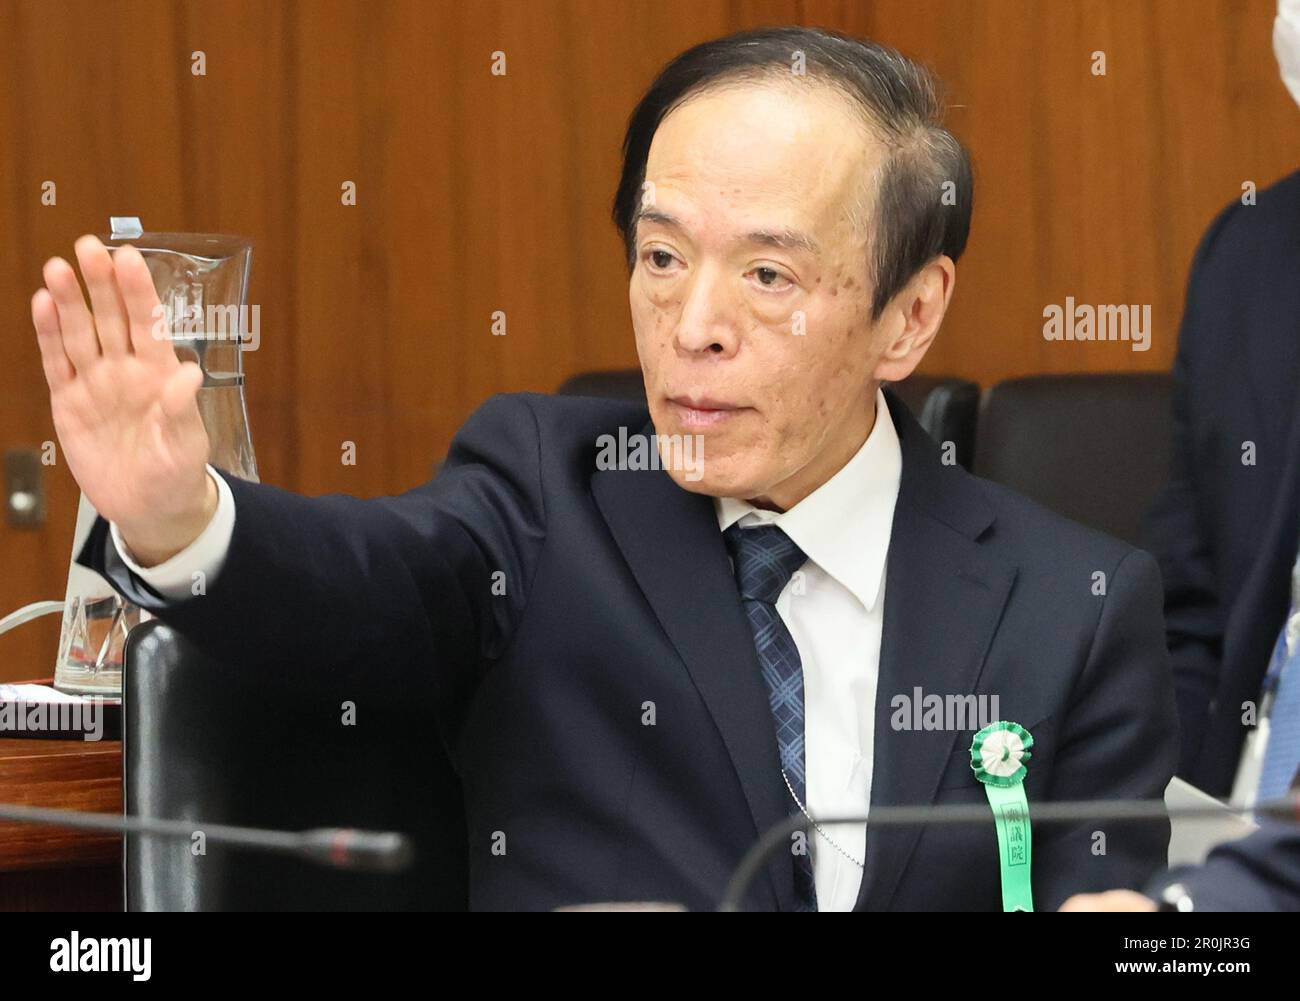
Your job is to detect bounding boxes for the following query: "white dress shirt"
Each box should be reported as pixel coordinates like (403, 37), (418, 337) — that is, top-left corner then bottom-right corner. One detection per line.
(714, 387), (901, 911)
(113, 389), (902, 911)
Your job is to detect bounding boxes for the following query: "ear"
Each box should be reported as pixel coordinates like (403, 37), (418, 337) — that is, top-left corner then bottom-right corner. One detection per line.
(871, 255), (956, 382)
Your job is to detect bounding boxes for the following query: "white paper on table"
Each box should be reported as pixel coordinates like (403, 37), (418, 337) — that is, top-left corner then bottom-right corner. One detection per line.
(0, 683), (107, 704)
(1164, 776), (1258, 867)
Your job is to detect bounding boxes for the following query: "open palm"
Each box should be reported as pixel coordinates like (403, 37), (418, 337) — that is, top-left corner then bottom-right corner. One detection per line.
(31, 235), (212, 553)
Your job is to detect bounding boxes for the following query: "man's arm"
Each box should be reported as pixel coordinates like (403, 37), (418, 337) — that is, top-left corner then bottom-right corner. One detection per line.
(1063, 822), (1300, 911)
(1142, 322), (1222, 778)
(33, 235), (545, 700)
(1146, 822), (1300, 911)
(77, 393), (548, 692)
(1141, 204), (1242, 777)
(1034, 548), (1180, 911)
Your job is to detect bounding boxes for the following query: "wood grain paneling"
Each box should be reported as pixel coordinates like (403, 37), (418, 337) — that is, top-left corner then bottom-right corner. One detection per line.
(2, 0), (1298, 681)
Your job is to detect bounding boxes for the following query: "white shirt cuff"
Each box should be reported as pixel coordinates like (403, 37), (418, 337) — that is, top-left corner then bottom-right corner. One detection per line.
(109, 465), (236, 600)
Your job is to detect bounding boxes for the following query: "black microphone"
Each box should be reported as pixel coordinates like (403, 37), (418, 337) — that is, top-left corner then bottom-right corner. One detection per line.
(0, 801), (413, 873)
(718, 793), (1300, 912)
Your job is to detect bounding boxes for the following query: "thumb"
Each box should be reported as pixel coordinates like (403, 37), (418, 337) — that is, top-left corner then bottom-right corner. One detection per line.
(159, 361), (204, 421)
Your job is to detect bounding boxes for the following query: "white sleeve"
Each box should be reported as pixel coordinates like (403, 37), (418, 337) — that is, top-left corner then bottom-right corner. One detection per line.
(109, 465), (236, 601)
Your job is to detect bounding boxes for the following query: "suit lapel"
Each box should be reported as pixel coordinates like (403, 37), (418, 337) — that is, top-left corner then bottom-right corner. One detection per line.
(855, 391), (1017, 911)
(591, 429), (794, 912)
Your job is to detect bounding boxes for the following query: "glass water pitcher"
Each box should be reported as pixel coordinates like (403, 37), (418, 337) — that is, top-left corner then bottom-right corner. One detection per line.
(53, 217), (259, 695)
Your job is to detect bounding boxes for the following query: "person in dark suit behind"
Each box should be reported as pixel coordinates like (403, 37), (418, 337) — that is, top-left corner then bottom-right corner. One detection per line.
(1141, 0), (1300, 802)
(29, 27), (1177, 911)
(1141, 167), (1300, 801)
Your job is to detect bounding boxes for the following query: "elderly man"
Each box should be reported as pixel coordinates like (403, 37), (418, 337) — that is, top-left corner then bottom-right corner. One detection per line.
(30, 26), (1175, 911)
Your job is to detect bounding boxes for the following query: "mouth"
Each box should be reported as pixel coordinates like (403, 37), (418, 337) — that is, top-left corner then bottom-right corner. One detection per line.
(666, 395), (749, 429)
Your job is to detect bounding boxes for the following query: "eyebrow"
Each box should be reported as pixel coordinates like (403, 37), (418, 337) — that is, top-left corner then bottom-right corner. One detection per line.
(636, 209), (821, 256)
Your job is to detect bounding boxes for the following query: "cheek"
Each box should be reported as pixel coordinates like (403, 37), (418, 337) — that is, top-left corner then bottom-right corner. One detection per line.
(776, 310), (859, 389)
(630, 280), (677, 344)
(630, 286), (681, 399)
(762, 315), (868, 444)
(805, 288), (875, 377)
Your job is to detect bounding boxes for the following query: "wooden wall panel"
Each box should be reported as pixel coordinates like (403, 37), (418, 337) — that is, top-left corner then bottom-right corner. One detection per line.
(2, 0), (1298, 680)
(849, 0), (1300, 378)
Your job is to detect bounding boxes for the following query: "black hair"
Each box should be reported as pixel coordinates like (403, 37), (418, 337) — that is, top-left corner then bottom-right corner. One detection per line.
(611, 26), (973, 319)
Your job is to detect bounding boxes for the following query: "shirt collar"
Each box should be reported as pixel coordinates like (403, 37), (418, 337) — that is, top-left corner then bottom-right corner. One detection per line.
(714, 388), (901, 612)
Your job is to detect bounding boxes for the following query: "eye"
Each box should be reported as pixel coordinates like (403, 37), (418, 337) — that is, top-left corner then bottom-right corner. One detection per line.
(642, 248), (679, 272)
(749, 265), (793, 291)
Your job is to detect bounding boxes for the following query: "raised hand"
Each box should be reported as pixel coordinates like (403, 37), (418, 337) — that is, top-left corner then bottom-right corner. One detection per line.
(32, 235), (216, 566)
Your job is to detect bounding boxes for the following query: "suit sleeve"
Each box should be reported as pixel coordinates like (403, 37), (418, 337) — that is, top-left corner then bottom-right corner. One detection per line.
(1035, 548), (1180, 911)
(1141, 204), (1241, 777)
(75, 393), (547, 704)
(1146, 821), (1300, 911)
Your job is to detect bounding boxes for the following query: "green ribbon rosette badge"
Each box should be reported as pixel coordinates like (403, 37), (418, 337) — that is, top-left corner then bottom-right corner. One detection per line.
(969, 720), (1034, 912)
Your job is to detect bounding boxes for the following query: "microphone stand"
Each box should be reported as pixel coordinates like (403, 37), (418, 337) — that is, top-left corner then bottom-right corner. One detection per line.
(0, 801), (412, 873)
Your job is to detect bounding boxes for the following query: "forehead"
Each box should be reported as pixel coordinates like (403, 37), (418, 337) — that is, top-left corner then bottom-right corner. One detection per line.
(642, 80), (880, 243)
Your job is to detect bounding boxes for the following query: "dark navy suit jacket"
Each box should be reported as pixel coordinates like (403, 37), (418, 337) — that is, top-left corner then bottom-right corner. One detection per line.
(1148, 822), (1300, 911)
(81, 388), (1177, 910)
(1143, 169), (1300, 796)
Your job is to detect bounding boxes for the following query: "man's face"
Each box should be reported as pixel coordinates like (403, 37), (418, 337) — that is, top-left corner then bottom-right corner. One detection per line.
(630, 80), (894, 508)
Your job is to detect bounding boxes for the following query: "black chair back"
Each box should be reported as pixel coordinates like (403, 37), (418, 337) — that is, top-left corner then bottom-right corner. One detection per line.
(974, 373), (1174, 545)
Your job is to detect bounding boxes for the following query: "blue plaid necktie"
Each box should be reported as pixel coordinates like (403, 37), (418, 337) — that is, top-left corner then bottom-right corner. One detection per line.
(1258, 547), (1300, 803)
(723, 523), (817, 911)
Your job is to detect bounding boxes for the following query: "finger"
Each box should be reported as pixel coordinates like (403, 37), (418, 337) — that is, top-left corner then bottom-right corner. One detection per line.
(113, 244), (174, 364)
(159, 361), (204, 421)
(74, 235), (131, 356)
(42, 255), (100, 369)
(31, 288), (75, 389)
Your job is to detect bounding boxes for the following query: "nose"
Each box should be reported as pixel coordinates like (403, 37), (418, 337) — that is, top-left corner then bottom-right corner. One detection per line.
(673, 262), (741, 359)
